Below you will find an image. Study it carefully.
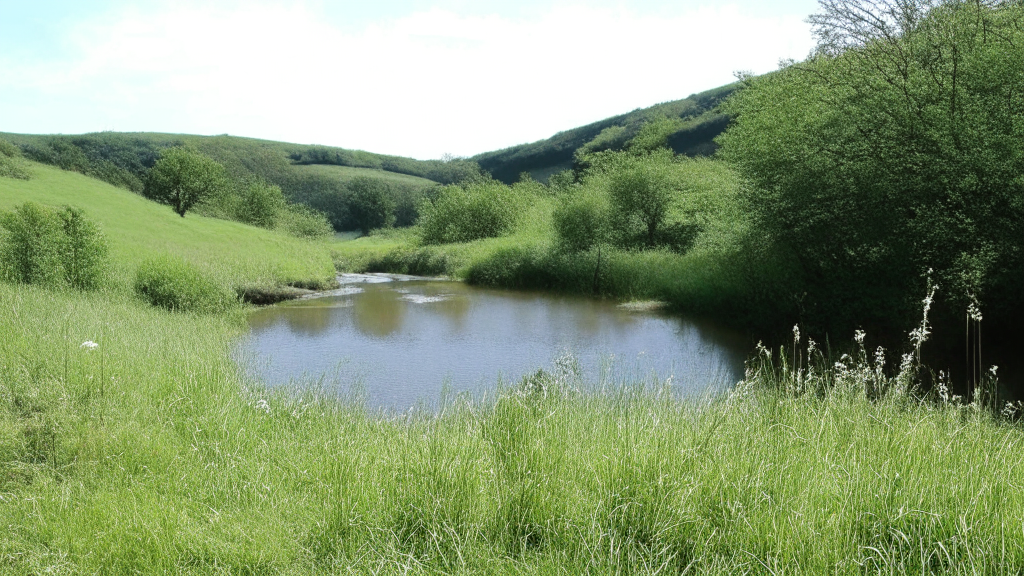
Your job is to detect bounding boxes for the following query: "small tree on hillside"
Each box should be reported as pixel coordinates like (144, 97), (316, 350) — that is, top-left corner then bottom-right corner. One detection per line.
(144, 147), (228, 217)
(347, 177), (396, 235)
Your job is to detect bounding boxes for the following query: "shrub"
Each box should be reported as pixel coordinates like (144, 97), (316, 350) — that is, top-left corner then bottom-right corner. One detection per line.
(0, 203), (66, 287)
(0, 203), (109, 290)
(347, 177), (396, 234)
(235, 180), (287, 229)
(419, 182), (526, 244)
(0, 138), (30, 180)
(58, 206), (108, 290)
(552, 187), (611, 252)
(276, 204), (334, 239)
(134, 256), (235, 313)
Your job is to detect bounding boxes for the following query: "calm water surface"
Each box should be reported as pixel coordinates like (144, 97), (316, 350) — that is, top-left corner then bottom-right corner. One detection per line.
(237, 274), (749, 410)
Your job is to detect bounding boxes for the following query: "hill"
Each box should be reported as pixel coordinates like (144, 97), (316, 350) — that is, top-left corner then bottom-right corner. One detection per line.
(471, 83), (739, 183)
(0, 159), (336, 291)
(0, 131), (462, 231)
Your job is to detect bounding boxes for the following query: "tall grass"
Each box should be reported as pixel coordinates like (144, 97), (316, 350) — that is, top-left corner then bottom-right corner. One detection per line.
(2, 279), (1022, 574)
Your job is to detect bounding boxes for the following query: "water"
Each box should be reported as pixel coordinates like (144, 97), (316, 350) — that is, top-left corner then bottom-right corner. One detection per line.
(238, 273), (749, 411)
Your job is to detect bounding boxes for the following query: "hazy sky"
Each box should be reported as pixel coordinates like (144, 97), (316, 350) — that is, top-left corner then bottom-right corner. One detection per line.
(0, 0), (820, 159)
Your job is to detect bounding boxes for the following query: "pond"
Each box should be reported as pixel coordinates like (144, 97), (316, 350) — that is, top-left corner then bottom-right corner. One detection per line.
(237, 274), (750, 411)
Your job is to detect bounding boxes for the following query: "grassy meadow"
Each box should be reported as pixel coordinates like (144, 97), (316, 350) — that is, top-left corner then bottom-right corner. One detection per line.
(0, 162), (336, 292)
(2, 158), (1018, 573)
(6, 0), (1024, 567)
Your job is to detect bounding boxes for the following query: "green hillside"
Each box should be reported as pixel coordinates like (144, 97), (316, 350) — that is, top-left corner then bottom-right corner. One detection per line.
(0, 132), (482, 234)
(472, 83), (738, 183)
(0, 159), (336, 291)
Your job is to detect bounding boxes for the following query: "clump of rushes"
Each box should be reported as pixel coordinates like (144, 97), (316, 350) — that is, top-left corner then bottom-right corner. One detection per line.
(133, 255), (235, 313)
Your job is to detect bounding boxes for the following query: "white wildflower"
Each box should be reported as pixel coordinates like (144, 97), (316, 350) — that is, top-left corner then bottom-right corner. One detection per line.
(854, 330), (866, 345)
(80, 341), (98, 351)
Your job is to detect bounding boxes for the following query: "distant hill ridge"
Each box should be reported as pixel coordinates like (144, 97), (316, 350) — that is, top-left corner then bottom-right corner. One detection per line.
(471, 83), (739, 183)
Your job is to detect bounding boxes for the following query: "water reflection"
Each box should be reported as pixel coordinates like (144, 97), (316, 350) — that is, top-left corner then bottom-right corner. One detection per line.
(240, 274), (749, 411)
(353, 285), (407, 338)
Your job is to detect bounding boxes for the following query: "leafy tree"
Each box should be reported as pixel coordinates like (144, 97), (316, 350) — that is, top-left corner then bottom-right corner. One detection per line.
(553, 187), (611, 252)
(347, 177), (396, 235)
(144, 147), (229, 217)
(606, 151), (677, 247)
(719, 0), (1024, 333)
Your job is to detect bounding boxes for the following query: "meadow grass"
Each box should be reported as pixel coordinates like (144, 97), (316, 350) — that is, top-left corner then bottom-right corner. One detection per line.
(292, 164), (437, 190)
(0, 162), (337, 292)
(3, 160), (1022, 574)
(2, 281), (1023, 574)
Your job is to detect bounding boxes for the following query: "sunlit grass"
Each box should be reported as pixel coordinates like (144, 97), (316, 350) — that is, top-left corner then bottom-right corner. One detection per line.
(0, 162), (337, 291)
(2, 282), (1022, 574)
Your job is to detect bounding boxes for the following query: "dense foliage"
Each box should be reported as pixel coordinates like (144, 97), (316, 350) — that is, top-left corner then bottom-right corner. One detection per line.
(0, 138), (31, 180)
(719, 0), (1024, 339)
(0, 202), (107, 290)
(133, 255), (235, 313)
(143, 147), (230, 217)
(418, 181), (529, 244)
(347, 176), (397, 234)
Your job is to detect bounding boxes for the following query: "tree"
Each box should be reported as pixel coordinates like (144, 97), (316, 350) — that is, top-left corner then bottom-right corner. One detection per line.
(144, 147), (228, 217)
(719, 0), (1024, 333)
(606, 151), (677, 247)
(347, 176), (396, 235)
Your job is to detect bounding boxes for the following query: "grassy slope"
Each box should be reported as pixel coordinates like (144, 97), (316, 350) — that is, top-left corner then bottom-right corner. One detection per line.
(472, 83), (738, 183)
(292, 164), (436, 189)
(0, 161), (336, 289)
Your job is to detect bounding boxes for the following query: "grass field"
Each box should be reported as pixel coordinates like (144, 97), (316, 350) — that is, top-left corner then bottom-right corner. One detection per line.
(0, 162), (336, 291)
(292, 164), (437, 190)
(2, 162), (1023, 574)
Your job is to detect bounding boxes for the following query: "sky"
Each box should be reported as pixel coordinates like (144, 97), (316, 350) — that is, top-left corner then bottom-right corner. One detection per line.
(0, 0), (821, 159)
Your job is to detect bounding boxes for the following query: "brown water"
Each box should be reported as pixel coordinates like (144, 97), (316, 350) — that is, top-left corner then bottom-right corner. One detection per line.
(237, 274), (749, 411)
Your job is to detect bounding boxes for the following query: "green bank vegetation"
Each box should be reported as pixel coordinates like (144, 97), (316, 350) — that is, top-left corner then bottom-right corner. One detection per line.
(3, 0), (1024, 572)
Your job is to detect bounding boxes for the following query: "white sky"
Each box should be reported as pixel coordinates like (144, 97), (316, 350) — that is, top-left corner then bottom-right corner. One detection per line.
(0, 1), (819, 159)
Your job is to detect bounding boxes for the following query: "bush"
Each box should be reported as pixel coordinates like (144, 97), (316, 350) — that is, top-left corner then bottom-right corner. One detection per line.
(419, 182), (527, 244)
(58, 206), (108, 290)
(276, 204), (334, 239)
(0, 138), (30, 180)
(552, 188), (611, 252)
(347, 177), (396, 234)
(0, 203), (108, 290)
(0, 203), (66, 287)
(235, 180), (287, 229)
(134, 256), (235, 313)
